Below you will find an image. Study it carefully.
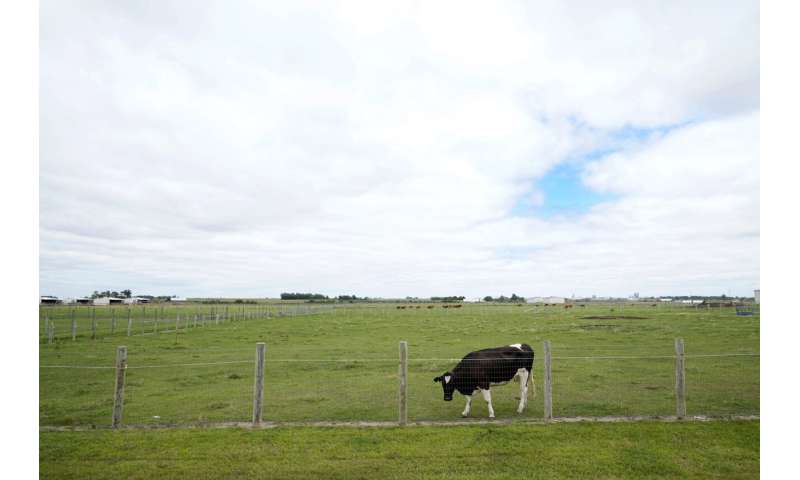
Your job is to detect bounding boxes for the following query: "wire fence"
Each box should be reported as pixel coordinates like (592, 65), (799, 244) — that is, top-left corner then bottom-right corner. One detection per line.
(38, 304), (336, 343)
(39, 338), (759, 428)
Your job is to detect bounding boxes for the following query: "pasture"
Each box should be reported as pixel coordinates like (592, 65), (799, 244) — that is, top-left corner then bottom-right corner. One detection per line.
(40, 421), (759, 479)
(39, 302), (759, 478)
(39, 302), (759, 426)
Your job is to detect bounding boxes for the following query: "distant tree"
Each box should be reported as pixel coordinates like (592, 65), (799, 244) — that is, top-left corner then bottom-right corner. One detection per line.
(431, 296), (466, 302)
(281, 293), (329, 300)
(483, 296), (493, 302)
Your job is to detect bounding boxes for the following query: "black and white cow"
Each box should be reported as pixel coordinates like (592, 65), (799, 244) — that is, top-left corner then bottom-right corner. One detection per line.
(433, 343), (534, 418)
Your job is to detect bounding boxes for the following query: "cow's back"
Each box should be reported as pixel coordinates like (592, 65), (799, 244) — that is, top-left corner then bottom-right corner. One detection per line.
(452, 344), (534, 390)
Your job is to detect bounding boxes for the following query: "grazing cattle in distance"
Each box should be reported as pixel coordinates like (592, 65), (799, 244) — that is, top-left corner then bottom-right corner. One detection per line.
(427, 305), (435, 309)
(453, 304), (462, 309)
(434, 344), (534, 418)
(443, 305), (450, 309)
(564, 304), (573, 309)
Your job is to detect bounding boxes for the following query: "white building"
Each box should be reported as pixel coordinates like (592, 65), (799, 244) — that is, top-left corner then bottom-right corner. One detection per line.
(527, 296), (566, 304)
(40, 295), (60, 305)
(93, 296), (125, 305)
(123, 297), (151, 304)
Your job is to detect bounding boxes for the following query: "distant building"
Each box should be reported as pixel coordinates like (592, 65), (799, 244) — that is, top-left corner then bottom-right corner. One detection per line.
(93, 296), (125, 305)
(659, 298), (673, 302)
(680, 299), (703, 304)
(527, 296), (566, 304)
(40, 296), (60, 305)
(123, 297), (150, 304)
(170, 296), (188, 303)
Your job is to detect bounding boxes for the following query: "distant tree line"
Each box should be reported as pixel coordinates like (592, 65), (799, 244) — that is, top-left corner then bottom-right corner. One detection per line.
(280, 293), (329, 300)
(337, 295), (373, 302)
(483, 294), (525, 303)
(430, 296), (466, 302)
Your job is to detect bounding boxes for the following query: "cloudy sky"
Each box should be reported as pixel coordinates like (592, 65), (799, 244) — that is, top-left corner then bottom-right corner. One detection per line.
(39, 0), (759, 299)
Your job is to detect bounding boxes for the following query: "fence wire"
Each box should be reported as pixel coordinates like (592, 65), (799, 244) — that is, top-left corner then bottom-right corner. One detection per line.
(685, 355), (760, 416)
(261, 359), (397, 422)
(39, 304), (336, 343)
(39, 345), (759, 427)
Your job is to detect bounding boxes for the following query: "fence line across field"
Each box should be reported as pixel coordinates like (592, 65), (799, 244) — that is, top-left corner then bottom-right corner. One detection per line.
(39, 351), (759, 369)
(39, 339), (758, 428)
(40, 304), (336, 343)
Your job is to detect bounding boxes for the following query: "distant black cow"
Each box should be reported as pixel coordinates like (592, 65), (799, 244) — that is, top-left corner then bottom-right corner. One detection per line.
(434, 344), (534, 418)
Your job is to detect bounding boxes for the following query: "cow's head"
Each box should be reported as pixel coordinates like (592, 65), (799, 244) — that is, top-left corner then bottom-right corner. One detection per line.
(433, 371), (456, 401)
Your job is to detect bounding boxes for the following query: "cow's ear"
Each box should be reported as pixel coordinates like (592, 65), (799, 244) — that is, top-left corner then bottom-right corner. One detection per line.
(433, 376), (441, 383)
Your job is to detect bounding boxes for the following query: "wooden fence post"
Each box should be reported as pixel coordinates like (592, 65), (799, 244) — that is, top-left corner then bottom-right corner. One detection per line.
(44, 312), (49, 340)
(127, 308), (132, 337)
(47, 323), (55, 344)
(174, 314), (180, 344)
(399, 340), (408, 426)
(112, 345), (128, 428)
(154, 308), (159, 334)
(253, 342), (266, 424)
(543, 340), (553, 421)
(111, 308), (116, 335)
(675, 338), (686, 419)
(71, 309), (77, 341)
(91, 308), (97, 339)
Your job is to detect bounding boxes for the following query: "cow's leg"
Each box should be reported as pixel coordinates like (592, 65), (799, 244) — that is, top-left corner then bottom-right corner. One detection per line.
(516, 368), (529, 413)
(461, 391), (474, 417)
(480, 388), (495, 418)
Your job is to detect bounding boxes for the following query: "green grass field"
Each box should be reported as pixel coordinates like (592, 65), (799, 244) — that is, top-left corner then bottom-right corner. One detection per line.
(40, 421), (759, 479)
(39, 302), (759, 478)
(39, 303), (759, 426)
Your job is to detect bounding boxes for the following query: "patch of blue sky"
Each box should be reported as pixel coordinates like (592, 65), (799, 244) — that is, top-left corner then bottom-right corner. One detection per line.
(511, 162), (617, 218)
(510, 120), (692, 219)
(609, 121), (691, 142)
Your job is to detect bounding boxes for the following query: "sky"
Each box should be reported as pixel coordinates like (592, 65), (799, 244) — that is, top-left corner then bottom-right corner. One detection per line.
(39, 0), (760, 299)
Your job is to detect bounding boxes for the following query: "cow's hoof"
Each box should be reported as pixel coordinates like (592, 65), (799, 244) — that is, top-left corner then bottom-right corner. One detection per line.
(488, 416), (496, 420)
(461, 413), (469, 418)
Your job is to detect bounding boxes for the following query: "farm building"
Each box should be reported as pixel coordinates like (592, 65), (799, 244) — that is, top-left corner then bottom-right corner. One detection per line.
(170, 296), (188, 303)
(40, 295), (60, 304)
(93, 296), (124, 305)
(527, 296), (566, 304)
(65, 297), (91, 305)
(123, 297), (150, 304)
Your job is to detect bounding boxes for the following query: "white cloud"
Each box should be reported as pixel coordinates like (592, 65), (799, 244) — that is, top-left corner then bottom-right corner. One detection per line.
(39, 0), (759, 298)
